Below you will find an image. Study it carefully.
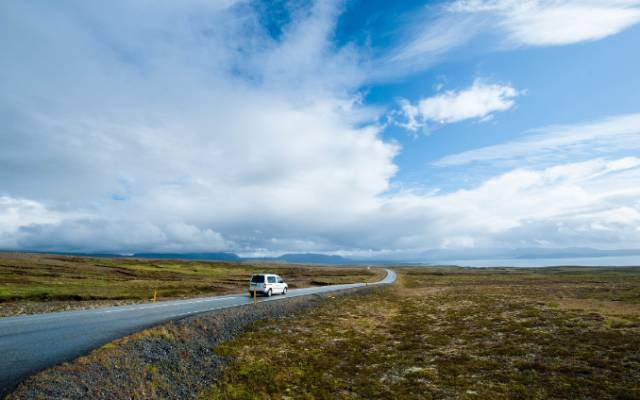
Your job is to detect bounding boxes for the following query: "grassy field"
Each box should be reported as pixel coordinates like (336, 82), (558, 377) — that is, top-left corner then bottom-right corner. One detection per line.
(205, 267), (640, 399)
(0, 252), (384, 316)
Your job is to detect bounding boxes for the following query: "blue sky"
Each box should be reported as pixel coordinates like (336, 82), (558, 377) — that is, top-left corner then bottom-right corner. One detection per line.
(382, 21), (640, 191)
(339, 0), (640, 191)
(1, 0), (640, 258)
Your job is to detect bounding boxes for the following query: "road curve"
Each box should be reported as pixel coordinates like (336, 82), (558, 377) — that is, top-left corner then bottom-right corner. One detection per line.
(0, 268), (395, 395)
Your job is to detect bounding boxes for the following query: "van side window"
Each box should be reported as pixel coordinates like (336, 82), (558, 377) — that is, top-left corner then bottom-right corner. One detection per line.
(277, 277), (283, 283)
(268, 276), (276, 283)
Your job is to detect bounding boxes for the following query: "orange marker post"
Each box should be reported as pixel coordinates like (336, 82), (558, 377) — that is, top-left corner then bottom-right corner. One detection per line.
(253, 288), (257, 305)
(152, 289), (157, 303)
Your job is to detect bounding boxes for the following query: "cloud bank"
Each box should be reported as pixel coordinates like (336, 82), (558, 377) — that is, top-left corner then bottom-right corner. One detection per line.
(0, 1), (396, 253)
(1, 1), (639, 257)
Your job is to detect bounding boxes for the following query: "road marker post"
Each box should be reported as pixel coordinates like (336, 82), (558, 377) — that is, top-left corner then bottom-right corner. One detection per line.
(253, 288), (257, 305)
(152, 289), (157, 303)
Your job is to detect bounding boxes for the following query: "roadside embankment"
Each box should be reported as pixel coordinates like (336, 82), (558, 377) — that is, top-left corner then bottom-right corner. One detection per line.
(7, 285), (385, 400)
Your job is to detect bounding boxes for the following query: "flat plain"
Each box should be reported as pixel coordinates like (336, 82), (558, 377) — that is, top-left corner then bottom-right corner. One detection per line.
(7, 265), (640, 399)
(0, 252), (383, 317)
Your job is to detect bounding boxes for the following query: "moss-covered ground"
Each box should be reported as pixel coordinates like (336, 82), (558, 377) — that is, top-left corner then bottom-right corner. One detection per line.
(204, 267), (640, 399)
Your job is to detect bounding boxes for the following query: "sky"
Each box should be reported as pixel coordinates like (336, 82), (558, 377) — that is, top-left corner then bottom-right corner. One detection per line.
(1, 0), (640, 259)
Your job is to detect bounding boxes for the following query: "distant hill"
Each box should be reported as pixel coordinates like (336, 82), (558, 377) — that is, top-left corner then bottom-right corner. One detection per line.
(132, 252), (241, 262)
(275, 253), (353, 264)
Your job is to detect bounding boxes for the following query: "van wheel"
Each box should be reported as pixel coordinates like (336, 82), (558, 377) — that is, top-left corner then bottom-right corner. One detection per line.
(283, 287), (287, 295)
(267, 289), (272, 297)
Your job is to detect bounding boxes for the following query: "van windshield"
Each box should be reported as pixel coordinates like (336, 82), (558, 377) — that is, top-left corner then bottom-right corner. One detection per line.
(251, 275), (265, 283)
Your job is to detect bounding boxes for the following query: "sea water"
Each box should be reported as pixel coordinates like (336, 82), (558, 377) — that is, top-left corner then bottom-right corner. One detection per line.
(424, 255), (640, 267)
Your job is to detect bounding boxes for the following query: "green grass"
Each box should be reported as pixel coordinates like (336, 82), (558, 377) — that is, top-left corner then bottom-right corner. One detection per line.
(0, 252), (384, 314)
(202, 267), (640, 399)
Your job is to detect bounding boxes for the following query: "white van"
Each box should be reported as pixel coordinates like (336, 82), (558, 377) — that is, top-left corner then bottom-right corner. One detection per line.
(249, 273), (288, 297)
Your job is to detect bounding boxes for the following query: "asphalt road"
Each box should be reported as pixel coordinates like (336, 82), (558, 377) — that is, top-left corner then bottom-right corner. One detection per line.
(0, 268), (395, 395)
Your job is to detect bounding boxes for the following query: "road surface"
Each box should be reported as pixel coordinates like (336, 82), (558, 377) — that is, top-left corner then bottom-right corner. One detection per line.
(0, 269), (395, 395)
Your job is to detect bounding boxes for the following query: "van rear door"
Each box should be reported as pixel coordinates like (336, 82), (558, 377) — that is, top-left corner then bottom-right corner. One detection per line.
(250, 275), (265, 292)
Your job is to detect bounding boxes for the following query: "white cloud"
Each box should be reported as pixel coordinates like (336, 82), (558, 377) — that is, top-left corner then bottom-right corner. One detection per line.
(389, 1), (640, 67)
(449, 0), (640, 46)
(1, 1), (640, 257)
(15, 219), (233, 253)
(396, 80), (520, 132)
(0, 196), (232, 252)
(0, 197), (62, 249)
(0, 0), (398, 253)
(372, 157), (640, 251)
(387, 12), (481, 65)
(434, 113), (640, 166)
